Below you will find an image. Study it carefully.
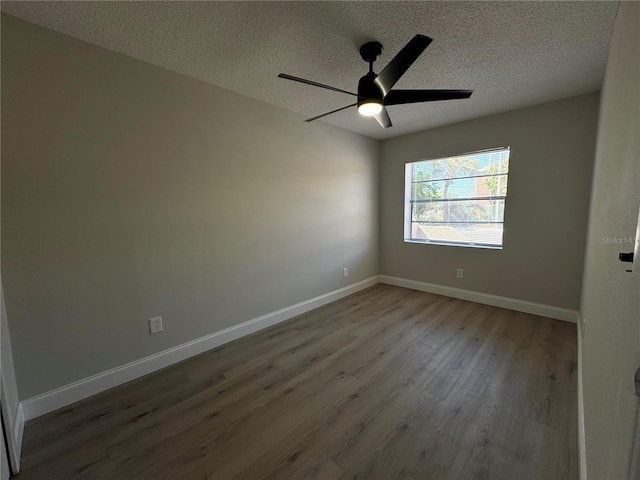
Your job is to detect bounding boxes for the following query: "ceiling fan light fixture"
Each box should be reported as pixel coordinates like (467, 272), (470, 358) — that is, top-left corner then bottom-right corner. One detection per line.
(358, 100), (383, 116)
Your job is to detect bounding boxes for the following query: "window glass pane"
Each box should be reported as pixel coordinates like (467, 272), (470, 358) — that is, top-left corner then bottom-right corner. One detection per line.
(405, 147), (510, 248)
(411, 175), (508, 201)
(410, 222), (504, 246)
(412, 199), (505, 223)
(412, 150), (509, 183)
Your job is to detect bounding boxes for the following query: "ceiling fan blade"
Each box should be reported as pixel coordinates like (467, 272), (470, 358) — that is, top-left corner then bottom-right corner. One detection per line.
(373, 107), (392, 128)
(374, 34), (432, 97)
(278, 74), (359, 97)
(304, 103), (357, 122)
(384, 89), (473, 105)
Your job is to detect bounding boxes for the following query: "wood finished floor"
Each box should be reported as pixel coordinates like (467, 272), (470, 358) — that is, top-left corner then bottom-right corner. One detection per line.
(18, 284), (578, 480)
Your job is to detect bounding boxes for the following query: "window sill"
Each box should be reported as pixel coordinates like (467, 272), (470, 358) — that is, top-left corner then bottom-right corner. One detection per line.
(404, 239), (503, 250)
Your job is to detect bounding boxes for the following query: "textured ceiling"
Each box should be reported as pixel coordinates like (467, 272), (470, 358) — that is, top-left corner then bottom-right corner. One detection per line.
(1, 1), (618, 140)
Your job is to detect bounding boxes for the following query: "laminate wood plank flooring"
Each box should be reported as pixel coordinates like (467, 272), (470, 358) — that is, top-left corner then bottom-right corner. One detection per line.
(17, 284), (578, 479)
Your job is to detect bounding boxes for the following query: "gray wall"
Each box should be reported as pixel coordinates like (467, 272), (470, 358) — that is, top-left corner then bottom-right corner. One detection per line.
(581, 2), (640, 478)
(379, 93), (599, 310)
(1, 17), (379, 400)
(1, 13), (21, 468)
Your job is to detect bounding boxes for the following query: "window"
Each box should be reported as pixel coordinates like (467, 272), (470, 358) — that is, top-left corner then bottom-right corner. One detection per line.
(404, 147), (510, 249)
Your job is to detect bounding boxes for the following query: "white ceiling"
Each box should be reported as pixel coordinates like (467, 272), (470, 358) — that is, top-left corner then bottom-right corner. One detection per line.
(1, 1), (618, 140)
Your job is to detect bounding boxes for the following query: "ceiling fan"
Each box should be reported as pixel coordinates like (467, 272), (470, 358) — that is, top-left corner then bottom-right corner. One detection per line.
(278, 35), (473, 129)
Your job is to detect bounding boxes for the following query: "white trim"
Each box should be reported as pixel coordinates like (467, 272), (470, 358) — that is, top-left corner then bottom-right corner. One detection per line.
(11, 405), (23, 472)
(0, 385), (23, 474)
(19, 274), (579, 422)
(20, 276), (379, 421)
(379, 275), (578, 323)
(577, 316), (587, 480)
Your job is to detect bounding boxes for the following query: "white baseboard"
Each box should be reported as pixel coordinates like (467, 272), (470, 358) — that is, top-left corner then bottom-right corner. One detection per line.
(19, 274), (578, 423)
(577, 316), (587, 480)
(379, 275), (578, 323)
(20, 276), (379, 421)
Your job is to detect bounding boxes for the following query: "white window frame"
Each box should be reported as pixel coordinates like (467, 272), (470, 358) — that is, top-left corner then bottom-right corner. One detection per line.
(403, 147), (510, 250)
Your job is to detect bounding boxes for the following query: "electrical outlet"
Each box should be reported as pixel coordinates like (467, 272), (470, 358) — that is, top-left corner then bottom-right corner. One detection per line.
(456, 269), (464, 279)
(343, 267), (349, 278)
(149, 316), (163, 335)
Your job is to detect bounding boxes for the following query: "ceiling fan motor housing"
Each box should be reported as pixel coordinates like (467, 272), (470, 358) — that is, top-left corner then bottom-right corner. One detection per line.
(357, 72), (384, 108)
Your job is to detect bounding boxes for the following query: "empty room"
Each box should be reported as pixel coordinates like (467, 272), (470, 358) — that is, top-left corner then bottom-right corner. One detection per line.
(0, 1), (638, 479)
